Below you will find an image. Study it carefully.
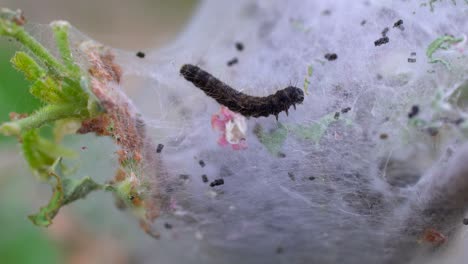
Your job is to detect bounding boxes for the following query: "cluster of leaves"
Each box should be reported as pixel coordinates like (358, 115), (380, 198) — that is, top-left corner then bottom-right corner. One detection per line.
(426, 35), (464, 69)
(258, 31), (467, 156)
(254, 113), (353, 156)
(407, 34), (468, 138)
(425, 0), (468, 12)
(0, 9), (159, 237)
(0, 8), (105, 227)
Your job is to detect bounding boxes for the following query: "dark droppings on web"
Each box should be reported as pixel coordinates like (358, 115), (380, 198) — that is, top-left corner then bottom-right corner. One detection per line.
(463, 218), (468, 225)
(408, 105), (419, 118)
(334, 112), (340, 120)
(324, 53), (338, 61)
(380, 133), (389, 140)
(381, 27), (389, 37)
(210, 179), (224, 187)
(393, 19), (403, 27)
(199, 160), (206, 168)
(375, 24), (391, 46)
(361, 20), (367, 26)
(278, 152), (287, 158)
(408, 52), (417, 63)
(201, 174), (209, 183)
(374, 19), (404, 47)
(156, 143), (164, 153)
(164, 222), (173, 229)
(227, 57), (239, 66)
(374, 36), (389, 46)
(393, 19), (404, 30)
(136, 51), (145, 58)
(308, 176), (316, 181)
(341, 107), (351, 113)
(235, 42), (244, 51)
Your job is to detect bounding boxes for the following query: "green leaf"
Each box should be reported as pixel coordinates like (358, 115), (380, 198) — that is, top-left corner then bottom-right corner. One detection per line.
(30, 77), (65, 104)
(21, 129), (77, 179)
(28, 172), (64, 227)
(51, 21), (81, 77)
(28, 158), (103, 227)
(290, 113), (352, 144)
(0, 9), (67, 76)
(254, 123), (288, 156)
(307, 65), (313, 77)
(426, 35), (463, 69)
(59, 77), (89, 105)
(29, 76), (89, 106)
(304, 78), (310, 95)
(62, 176), (102, 205)
(10, 51), (45, 81)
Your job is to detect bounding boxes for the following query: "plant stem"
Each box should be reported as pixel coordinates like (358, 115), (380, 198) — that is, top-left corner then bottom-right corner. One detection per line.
(13, 27), (68, 76)
(0, 104), (87, 135)
(51, 21), (80, 77)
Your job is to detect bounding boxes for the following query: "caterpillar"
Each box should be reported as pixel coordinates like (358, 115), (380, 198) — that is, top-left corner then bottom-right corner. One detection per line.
(180, 64), (304, 120)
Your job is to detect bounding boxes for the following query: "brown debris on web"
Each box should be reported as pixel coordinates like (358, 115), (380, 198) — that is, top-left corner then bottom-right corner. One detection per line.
(78, 44), (145, 163)
(7, 9), (26, 26)
(419, 228), (447, 245)
(77, 42), (162, 238)
(87, 49), (122, 83)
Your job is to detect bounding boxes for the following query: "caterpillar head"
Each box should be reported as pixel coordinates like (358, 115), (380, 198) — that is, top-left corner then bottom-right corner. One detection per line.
(284, 86), (305, 105)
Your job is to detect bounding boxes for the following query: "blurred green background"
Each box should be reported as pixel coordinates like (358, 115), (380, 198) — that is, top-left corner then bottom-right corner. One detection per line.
(0, 1), (197, 263)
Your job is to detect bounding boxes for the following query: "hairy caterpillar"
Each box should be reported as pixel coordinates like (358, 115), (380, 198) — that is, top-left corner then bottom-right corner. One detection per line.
(180, 64), (304, 120)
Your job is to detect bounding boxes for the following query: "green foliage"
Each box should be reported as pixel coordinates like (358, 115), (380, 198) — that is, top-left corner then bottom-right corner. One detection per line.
(426, 35), (463, 69)
(11, 51), (45, 81)
(0, 44), (41, 144)
(28, 158), (103, 227)
(255, 113), (353, 155)
(303, 65), (313, 95)
(254, 123), (288, 156)
(0, 9), (100, 137)
(51, 21), (81, 76)
(29, 77), (65, 104)
(62, 176), (103, 204)
(22, 130), (76, 179)
(0, 8), (155, 231)
(427, 0), (465, 12)
(0, 8), (105, 227)
(290, 113), (338, 143)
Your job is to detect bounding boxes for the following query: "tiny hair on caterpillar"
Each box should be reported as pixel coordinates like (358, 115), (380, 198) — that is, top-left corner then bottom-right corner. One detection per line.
(180, 64), (304, 120)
